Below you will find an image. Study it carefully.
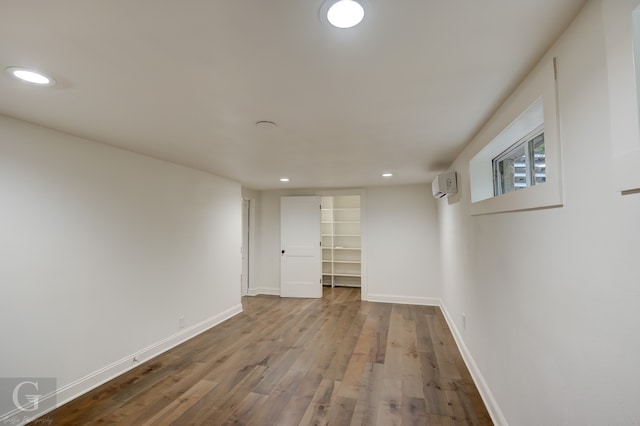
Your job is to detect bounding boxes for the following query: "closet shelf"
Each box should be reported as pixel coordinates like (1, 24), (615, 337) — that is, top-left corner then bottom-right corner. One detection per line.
(321, 195), (361, 289)
(321, 221), (360, 224)
(322, 247), (360, 250)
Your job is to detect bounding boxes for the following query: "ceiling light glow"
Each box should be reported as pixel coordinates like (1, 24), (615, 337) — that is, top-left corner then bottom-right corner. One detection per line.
(6, 67), (55, 86)
(280, 177), (290, 182)
(327, 0), (365, 29)
(382, 173), (393, 178)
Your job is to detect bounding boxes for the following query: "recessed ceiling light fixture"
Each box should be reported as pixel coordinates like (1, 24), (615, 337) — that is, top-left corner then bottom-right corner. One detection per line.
(321, 0), (367, 29)
(280, 177), (290, 182)
(5, 66), (55, 86)
(382, 173), (393, 178)
(256, 120), (277, 128)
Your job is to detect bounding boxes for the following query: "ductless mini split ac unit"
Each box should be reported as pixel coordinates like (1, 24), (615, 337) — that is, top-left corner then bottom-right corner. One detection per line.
(432, 171), (458, 198)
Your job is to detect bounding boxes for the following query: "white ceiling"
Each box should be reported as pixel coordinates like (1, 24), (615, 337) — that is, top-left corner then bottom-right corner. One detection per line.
(0, 0), (586, 190)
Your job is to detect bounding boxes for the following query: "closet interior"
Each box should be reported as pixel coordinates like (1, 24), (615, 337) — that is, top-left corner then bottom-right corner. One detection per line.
(321, 195), (361, 288)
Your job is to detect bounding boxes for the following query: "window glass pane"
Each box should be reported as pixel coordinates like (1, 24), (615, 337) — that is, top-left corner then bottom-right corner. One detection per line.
(512, 145), (528, 190)
(497, 144), (527, 195)
(492, 129), (545, 196)
(532, 133), (546, 185)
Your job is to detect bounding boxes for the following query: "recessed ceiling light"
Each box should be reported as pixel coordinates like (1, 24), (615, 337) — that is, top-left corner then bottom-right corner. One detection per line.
(280, 177), (290, 182)
(382, 173), (393, 178)
(5, 67), (55, 86)
(256, 120), (277, 128)
(323, 0), (366, 29)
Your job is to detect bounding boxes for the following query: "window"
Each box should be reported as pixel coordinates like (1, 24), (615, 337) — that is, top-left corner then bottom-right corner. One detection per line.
(468, 58), (562, 215)
(469, 97), (545, 204)
(492, 128), (545, 196)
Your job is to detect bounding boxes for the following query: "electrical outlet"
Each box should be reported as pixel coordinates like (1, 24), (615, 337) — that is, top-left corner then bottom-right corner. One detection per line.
(179, 316), (185, 329)
(462, 313), (466, 330)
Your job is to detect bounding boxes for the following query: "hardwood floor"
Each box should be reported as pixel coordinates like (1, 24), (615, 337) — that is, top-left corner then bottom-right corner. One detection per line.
(40, 287), (492, 425)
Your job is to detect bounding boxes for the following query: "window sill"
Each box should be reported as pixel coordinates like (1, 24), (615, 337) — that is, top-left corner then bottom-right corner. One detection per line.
(470, 182), (563, 215)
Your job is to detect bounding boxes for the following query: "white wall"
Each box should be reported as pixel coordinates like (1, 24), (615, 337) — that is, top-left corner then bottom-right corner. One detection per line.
(438, 1), (640, 424)
(251, 185), (441, 303)
(366, 185), (440, 304)
(0, 115), (242, 419)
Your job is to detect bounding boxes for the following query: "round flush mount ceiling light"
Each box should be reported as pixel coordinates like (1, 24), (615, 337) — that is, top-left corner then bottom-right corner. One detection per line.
(5, 67), (55, 86)
(321, 0), (366, 29)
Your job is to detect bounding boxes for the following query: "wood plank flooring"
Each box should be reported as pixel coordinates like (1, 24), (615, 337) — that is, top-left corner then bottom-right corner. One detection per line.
(39, 287), (492, 425)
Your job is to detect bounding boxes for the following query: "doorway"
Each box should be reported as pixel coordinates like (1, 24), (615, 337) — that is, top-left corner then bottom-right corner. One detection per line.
(321, 195), (361, 289)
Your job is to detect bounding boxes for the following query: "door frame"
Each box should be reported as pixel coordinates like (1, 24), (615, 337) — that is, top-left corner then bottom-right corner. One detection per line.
(241, 197), (250, 297)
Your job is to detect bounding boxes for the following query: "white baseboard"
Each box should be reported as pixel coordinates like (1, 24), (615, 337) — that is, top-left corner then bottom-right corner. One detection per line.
(247, 287), (280, 296)
(366, 293), (440, 306)
(438, 301), (508, 426)
(7, 304), (243, 426)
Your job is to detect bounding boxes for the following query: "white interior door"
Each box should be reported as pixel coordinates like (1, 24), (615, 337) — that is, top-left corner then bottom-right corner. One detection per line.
(280, 196), (322, 298)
